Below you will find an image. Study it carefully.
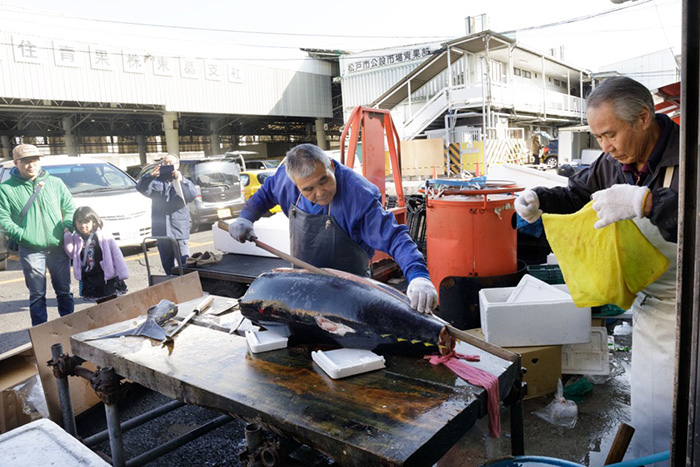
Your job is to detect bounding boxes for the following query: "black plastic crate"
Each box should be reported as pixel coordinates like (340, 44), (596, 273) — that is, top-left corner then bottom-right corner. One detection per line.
(526, 264), (565, 285)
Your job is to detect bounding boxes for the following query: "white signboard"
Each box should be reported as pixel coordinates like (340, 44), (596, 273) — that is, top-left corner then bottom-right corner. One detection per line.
(89, 45), (116, 71)
(122, 50), (146, 74)
(153, 55), (174, 77)
(179, 57), (200, 80)
(227, 63), (243, 84)
(12, 36), (44, 64)
(204, 60), (223, 82)
(52, 41), (82, 68)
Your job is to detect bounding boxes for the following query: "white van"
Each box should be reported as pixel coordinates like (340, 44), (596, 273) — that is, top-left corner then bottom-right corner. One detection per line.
(0, 155), (152, 247)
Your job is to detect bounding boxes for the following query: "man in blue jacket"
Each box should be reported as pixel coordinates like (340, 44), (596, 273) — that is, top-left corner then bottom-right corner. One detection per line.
(136, 154), (197, 273)
(228, 143), (438, 313)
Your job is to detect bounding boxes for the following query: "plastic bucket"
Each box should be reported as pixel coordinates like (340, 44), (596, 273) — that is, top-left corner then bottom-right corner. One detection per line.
(426, 192), (518, 297)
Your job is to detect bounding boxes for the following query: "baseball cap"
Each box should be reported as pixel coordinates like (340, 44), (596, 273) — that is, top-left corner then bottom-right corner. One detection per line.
(12, 144), (42, 161)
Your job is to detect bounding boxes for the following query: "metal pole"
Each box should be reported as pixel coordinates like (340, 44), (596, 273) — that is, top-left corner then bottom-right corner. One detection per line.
(83, 400), (185, 447)
(245, 423), (264, 467)
(50, 343), (77, 437)
(102, 367), (126, 467)
(125, 415), (232, 467)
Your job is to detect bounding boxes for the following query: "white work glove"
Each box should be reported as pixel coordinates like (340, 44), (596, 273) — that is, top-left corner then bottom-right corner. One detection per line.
(407, 277), (438, 314)
(591, 184), (650, 229)
(229, 218), (257, 243)
(515, 190), (542, 224)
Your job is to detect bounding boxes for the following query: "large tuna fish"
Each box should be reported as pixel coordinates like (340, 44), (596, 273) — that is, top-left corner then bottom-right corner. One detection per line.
(239, 268), (460, 356)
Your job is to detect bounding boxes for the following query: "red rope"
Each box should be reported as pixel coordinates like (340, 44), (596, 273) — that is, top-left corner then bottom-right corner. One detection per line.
(426, 351), (501, 438)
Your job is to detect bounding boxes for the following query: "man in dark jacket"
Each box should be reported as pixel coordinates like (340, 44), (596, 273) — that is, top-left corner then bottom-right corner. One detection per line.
(516, 76), (677, 464)
(0, 144), (75, 325)
(136, 154), (197, 273)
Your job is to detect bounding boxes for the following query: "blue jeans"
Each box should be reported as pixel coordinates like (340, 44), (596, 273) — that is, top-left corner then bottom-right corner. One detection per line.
(157, 238), (188, 274)
(19, 246), (74, 326)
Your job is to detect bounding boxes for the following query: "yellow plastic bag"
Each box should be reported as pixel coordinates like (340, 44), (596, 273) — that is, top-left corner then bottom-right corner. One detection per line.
(542, 202), (669, 309)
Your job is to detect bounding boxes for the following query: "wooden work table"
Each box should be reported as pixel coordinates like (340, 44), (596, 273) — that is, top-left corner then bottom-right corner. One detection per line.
(70, 296), (523, 467)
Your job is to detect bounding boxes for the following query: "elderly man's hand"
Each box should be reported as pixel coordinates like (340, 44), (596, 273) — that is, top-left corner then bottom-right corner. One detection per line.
(514, 189), (542, 223)
(591, 184), (650, 229)
(407, 277), (438, 314)
(229, 218), (257, 243)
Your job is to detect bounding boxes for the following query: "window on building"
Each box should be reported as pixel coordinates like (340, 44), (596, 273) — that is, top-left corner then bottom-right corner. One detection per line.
(523, 70), (532, 79)
(514, 68), (521, 76)
(554, 79), (561, 86)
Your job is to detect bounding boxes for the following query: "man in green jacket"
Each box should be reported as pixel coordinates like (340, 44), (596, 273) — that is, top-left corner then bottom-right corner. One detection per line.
(0, 144), (76, 325)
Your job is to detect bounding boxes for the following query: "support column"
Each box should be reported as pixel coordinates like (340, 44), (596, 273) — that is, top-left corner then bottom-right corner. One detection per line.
(210, 120), (222, 156)
(62, 116), (78, 156)
(315, 118), (328, 150)
(1, 136), (10, 160)
(136, 134), (147, 164)
(162, 112), (179, 156)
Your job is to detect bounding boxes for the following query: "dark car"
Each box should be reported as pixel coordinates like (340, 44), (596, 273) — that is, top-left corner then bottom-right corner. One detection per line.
(137, 157), (246, 232)
(542, 139), (559, 168)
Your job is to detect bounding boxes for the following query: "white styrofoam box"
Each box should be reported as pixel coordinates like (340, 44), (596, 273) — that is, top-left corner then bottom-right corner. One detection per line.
(506, 274), (571, 303)
(312, 349), (386, 379)
(562, 327), (610, 375)
(213, 212), (290, 257)
(479, 284), (591, 347)
(246, 329), (289, 353)
(0, 418), (110, 466)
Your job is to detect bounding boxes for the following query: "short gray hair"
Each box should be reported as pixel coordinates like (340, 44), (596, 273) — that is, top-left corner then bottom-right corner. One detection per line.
(587, 76), (655, 126)
(284, 144), (331, 181)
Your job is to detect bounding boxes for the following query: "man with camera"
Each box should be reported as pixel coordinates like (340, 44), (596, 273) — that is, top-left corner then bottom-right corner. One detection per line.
(136, 154), (196, 274)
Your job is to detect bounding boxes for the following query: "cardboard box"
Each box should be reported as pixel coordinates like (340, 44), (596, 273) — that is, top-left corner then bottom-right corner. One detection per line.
(479, 284), (591, 347)
(214, 212), (289, 257)
(0, 344), (39, 433)
(467, 329), (561, 400)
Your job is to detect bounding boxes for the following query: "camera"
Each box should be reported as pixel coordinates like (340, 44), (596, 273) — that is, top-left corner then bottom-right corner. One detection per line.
(159, 164), (175, 180)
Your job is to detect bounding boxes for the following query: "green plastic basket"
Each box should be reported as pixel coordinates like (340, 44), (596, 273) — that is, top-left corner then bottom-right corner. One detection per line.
(526, 264), (565, 285)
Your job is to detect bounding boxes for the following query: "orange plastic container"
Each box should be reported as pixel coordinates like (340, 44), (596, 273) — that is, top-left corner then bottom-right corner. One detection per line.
(426, 188), (521, 296)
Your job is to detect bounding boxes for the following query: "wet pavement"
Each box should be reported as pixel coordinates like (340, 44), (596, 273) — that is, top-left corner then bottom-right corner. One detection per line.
(75, 328), (633, 467)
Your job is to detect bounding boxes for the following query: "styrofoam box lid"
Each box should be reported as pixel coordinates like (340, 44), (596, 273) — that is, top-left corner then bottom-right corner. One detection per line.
(506, 274), (571, 303)
(246, 330), (289, 354)
(0, 418), (110, 466)
(312, 348), (386, 379)
(562, 327), (610, 376)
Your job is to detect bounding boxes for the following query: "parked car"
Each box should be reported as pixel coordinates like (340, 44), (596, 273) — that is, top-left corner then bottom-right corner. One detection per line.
(240, 169), (281, 213)
(137, 157), (245, 232)
(0, 155), (152, 247)
(244, 159), (281, 170)
(541, 139), (559, 168)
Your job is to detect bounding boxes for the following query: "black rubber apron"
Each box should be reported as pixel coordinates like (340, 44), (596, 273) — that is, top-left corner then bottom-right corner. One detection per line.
(289, 194), (370, 276)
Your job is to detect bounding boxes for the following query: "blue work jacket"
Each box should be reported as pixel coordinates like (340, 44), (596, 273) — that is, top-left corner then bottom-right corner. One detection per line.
(240, 160), (429, 282)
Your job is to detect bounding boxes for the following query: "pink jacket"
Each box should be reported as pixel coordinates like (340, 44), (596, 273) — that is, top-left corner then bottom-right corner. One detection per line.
(63, 229), (129, 282)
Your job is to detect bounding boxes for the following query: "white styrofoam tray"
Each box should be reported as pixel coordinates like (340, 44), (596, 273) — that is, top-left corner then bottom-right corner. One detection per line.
(311, 348), (386, 379)
(506, 274), (571, 303)
(213, 212), (290, 258)
(246, 329), (289, 354)
(0, 418), (110, 466)
(562, 327), (610, 375)
(479, 283), (591, 347)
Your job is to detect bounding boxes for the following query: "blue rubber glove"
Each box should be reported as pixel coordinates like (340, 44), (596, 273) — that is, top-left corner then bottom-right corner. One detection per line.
(407, 277), (438, 314)
(229, 218), (257, 243)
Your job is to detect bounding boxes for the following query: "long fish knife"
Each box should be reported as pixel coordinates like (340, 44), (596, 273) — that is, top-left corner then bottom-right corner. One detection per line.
(168, 295), (215, 338)
(217, 220), (338, 277)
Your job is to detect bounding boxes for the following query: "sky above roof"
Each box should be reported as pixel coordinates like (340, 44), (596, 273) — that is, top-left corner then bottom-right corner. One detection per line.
(0, 0), (681, 73)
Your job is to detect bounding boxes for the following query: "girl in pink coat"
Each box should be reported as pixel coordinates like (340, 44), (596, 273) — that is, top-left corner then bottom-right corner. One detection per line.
(64, 206), (128, 303)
